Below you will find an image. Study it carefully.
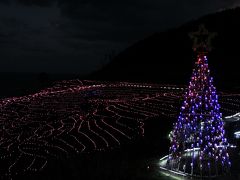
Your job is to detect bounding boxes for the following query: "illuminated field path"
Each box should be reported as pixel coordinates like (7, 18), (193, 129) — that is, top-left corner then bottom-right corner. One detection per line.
(0, 80), (239, 179)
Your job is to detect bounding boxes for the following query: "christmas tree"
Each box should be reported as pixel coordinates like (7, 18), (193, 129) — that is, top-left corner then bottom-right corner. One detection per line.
(168, 25), (231, 177)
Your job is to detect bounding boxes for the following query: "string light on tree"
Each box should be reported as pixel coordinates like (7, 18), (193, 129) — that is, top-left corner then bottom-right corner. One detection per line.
(168, 25), (231, 177)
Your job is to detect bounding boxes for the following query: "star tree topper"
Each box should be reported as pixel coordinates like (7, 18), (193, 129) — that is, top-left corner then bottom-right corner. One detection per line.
(189, 24), (217, 52)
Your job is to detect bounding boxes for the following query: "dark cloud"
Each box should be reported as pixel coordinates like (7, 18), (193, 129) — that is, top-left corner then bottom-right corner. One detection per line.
(17, 0), (54, 6)
(0, 0), (239, 73)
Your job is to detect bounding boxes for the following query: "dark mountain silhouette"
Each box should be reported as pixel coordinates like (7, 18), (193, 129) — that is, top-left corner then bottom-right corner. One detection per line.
(90, 7), (240, 90)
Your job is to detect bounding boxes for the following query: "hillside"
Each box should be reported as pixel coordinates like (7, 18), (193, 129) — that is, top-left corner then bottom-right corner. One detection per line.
(90, 7), (240, 89)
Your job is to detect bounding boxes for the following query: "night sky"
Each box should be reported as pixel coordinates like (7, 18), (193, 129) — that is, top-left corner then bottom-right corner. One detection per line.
(0, 0), (239, 74)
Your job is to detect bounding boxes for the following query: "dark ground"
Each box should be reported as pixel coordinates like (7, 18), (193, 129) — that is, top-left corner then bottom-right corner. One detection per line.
(1, 74), (240, 180)
(0, 74), (174, 180)
(12, 115), (173, 180)
(7, 106), (238, 180)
